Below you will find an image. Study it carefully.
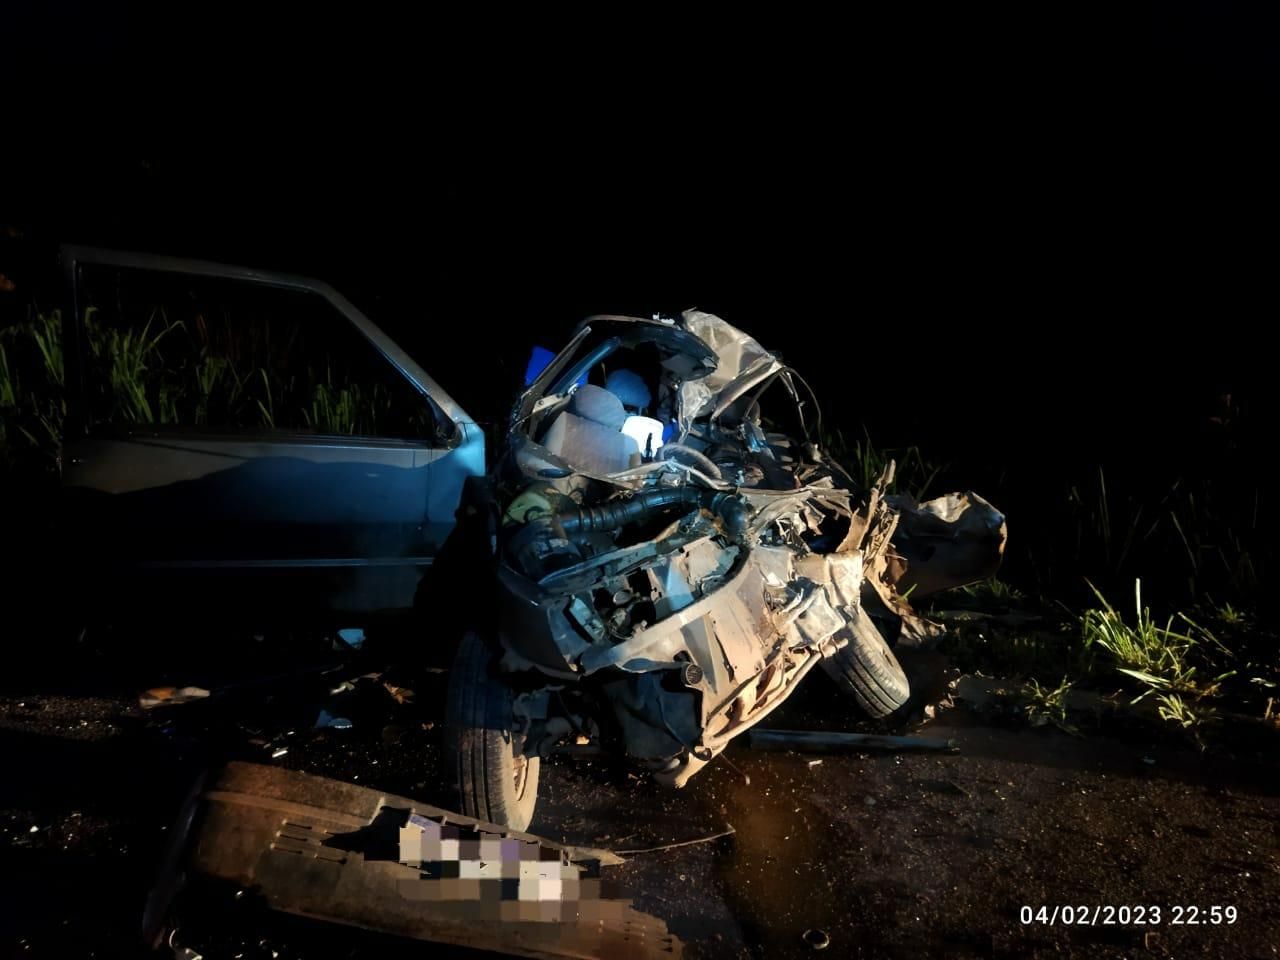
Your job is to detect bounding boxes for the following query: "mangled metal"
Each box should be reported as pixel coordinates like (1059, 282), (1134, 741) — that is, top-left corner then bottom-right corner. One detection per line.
(146, 763), (678, 960)
(446, 310), (1007, 828)
(885, 491), (1008, 598)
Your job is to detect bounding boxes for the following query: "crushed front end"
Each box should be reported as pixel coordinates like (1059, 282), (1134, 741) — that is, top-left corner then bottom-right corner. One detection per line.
(469, 311), (1005, 792)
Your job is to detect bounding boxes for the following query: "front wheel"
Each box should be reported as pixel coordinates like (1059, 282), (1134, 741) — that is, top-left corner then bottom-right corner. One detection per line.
(821, 605), (911, 718)
(444, 630), (540, 831)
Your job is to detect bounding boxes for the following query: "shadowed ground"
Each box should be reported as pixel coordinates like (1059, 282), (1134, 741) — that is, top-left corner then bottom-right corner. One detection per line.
(0, 626), (1276, 959)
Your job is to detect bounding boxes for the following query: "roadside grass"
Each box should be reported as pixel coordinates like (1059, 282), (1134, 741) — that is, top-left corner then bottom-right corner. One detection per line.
(1, 312), (65, 471)
(821, 425), (943, 501)
(1055, 466), (1265, 610)
(936, 614), (1096, 692)
(0, 306), (417, 475)
(943, 577), (1025, 610)
(816, 431), (1272, 742)
(919, 550), (1280, 738)
(0, 340), (13, 455)
(934, 574), (1277, 744)
(85, 307), (185, 423)
(1021, 676), (1078, 734)
(1212, 602), (1250, 628)
(821, 437), (1266, 616)
(1080, 580), (1219, 693)
(1078, 579), (1237, 742)
(5, 305), (1276, 744)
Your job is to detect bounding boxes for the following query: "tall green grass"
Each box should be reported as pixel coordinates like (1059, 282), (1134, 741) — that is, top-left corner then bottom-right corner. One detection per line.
(1081, 579), (1237, 737)
(301, 365), (394, 435)
(1, 305), (419, 473)
(1081, 579), (1230, 696)
(1042, 463), (1267, 611)
(0, 339), (16, 410)
(85, 308), (185, 423)
(821, 425), (943, 501)
(0, 311), (66, 471)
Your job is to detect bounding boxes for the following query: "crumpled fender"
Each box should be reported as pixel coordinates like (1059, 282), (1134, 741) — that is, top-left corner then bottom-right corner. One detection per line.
(885, 491), (1008, 598)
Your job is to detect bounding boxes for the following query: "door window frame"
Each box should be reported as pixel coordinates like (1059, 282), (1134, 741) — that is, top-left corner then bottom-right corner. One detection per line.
(58, 246), (466, 448)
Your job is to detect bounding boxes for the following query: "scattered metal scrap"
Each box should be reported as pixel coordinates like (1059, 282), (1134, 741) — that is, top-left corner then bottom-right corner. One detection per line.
(137, 658), (351, 710)
(139, 686), (210, 709)
(145, 762), (679, 959)
(613, 824), (736, 855)
(746, 728), (959, 753)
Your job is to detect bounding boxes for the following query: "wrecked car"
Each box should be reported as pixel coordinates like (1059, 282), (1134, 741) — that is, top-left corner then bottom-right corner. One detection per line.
(442, 311), (1007, 830)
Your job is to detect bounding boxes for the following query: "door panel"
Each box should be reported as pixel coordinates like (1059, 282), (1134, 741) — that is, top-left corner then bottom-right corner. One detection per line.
(59, 249), (484, 593)
(64, 430), (428, 563)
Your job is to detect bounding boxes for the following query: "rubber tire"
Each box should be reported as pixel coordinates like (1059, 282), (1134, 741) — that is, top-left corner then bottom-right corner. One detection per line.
(445, 630), (540, 832)
(821, 606), (911, 718)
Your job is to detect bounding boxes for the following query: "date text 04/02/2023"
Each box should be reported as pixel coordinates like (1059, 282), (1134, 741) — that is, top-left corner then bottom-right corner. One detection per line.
(1020, 905), (1239, 926)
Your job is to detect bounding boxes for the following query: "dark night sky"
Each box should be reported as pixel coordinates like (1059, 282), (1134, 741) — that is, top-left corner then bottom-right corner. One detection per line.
(5, 1), (1277, 478)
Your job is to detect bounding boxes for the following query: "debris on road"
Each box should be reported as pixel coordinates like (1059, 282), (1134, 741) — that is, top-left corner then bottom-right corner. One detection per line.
(746, 728), (959, 753)
(139, 686), (211, 709)
(147, 763), (679, 959)
(382, 681), (415, 705)
(314, 710), (353, 730)
(614, 824), (736, 856)
(802, 928), (831, 950)
(141, 659), (356, 713)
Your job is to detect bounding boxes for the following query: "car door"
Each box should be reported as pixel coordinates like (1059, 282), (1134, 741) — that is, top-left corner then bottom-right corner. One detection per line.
(58, 247), (483, 607)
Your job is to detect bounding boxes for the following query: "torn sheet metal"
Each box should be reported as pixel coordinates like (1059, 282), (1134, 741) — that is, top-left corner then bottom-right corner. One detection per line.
(676, 309), (782, 438)
(794, 552), (864, 609)
(886, 491), (1008, 598)
(479, 310), (1006, 819)
(147, 763), (678, 959)
(790, 583), (846, 649)
(139, 686), (211, 709)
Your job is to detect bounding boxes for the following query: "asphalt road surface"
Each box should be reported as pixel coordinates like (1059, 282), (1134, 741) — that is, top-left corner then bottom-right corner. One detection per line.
(1, 628), (1276, 959)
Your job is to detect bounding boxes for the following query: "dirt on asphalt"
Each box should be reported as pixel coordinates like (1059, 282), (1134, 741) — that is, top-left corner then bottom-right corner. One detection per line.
(1, 628), (1277, 960)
